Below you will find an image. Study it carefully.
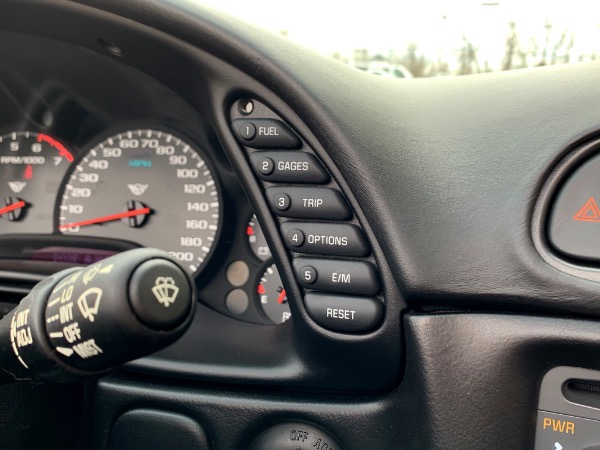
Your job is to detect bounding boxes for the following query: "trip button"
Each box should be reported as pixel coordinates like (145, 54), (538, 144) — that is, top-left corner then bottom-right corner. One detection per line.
(266, 187), (351, 220)
(281, 222), (370, 257)
(250, 151), (329, 183)
(232, 119), (301, 149)
(292, 257), (380, 295)
(273, 193), (291, 211)
(304, 293), (383, 333)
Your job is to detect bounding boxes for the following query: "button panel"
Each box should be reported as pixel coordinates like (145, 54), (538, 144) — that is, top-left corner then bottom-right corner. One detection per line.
(266, 187), (351, 220)
(293, 258), (380, 296)
(250, 151), (330, 183)
(230, 98), (386, 334)
(232, 118), (301, 149)
(281, 222), (369, 257)
(304, 293), (383, 333)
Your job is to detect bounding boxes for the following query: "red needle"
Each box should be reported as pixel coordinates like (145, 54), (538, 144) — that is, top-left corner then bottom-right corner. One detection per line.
(59, 207), (151, 230)
(277, 289), (287, 304)
(0, 200), (26, 216)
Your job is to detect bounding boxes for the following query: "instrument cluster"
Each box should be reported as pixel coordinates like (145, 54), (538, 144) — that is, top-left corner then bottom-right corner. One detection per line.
(0, 127), (289, 325)
(0, 31), (289, 326)
(0, 128), (221, 272)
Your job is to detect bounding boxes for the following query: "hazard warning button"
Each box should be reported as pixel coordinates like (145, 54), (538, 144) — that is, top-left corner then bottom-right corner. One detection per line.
(549, 154), (600, 261)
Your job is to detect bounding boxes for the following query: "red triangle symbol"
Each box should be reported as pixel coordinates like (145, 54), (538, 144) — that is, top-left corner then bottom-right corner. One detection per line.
(573, 197), (600, 222)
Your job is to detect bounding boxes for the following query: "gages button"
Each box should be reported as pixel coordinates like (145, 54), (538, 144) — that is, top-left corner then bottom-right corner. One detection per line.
(250, 151), (329, 183)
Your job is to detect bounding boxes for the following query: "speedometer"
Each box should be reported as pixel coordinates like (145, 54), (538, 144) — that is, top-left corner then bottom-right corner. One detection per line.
(58, 129), (221, 273)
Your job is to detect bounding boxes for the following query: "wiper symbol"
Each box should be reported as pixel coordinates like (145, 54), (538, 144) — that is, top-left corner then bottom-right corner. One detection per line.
(77, 287), (103, 322)
(152, 277), (179, 307)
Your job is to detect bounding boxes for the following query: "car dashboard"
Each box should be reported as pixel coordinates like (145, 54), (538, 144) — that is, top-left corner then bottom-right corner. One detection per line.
(2, 1), (600, 449)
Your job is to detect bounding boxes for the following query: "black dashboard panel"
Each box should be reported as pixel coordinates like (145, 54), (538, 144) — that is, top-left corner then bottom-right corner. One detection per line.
(1, 0), (600, 449)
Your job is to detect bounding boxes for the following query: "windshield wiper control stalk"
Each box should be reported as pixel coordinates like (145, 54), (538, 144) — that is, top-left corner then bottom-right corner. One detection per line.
(0, 248), (196, 383)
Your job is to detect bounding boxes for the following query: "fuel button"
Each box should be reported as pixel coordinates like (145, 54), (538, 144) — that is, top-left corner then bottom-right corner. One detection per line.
(232, 119), (301, 148)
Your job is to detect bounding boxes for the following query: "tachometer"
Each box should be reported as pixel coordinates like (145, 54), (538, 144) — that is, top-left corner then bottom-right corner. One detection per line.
(58, 129), (221, 273)
(0, 131), (73, 233)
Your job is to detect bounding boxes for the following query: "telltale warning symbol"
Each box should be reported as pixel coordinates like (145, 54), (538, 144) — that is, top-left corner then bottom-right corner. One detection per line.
(573, 197), (600, 222)
(152, 277), (179, 307)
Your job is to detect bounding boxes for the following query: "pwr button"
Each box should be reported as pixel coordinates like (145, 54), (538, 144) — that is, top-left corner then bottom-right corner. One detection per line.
(535, 411), (600, 450)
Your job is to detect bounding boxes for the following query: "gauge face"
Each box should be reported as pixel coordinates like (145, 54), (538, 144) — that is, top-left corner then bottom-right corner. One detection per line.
(0, 131), (73, 233)
(257, 263), (291, 324)
(247, 213), (271, 261)
(58, 129), (221, 273)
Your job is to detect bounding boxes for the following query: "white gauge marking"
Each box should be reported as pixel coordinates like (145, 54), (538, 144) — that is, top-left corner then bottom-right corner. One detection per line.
(47, 297), (62, 307)
(59, 129), (221, 274)
(56, 347), (74, 357)
(46, 314), (60, 324)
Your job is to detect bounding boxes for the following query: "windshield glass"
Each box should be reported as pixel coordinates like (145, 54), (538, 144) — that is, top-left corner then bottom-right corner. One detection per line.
(200, 0), (600, 78)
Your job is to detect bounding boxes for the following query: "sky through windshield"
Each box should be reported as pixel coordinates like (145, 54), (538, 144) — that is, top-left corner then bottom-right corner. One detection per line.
(200, 0), (600, 77)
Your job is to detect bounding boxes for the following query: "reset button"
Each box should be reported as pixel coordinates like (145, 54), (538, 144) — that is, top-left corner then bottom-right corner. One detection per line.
(304, 293), (383, 333)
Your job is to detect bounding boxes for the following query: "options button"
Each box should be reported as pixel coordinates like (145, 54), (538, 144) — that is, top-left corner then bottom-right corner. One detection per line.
(281, 222), (369, 256)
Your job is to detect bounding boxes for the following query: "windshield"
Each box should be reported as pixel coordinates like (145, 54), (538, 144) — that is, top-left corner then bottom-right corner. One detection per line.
(200, 0), (600, 78)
